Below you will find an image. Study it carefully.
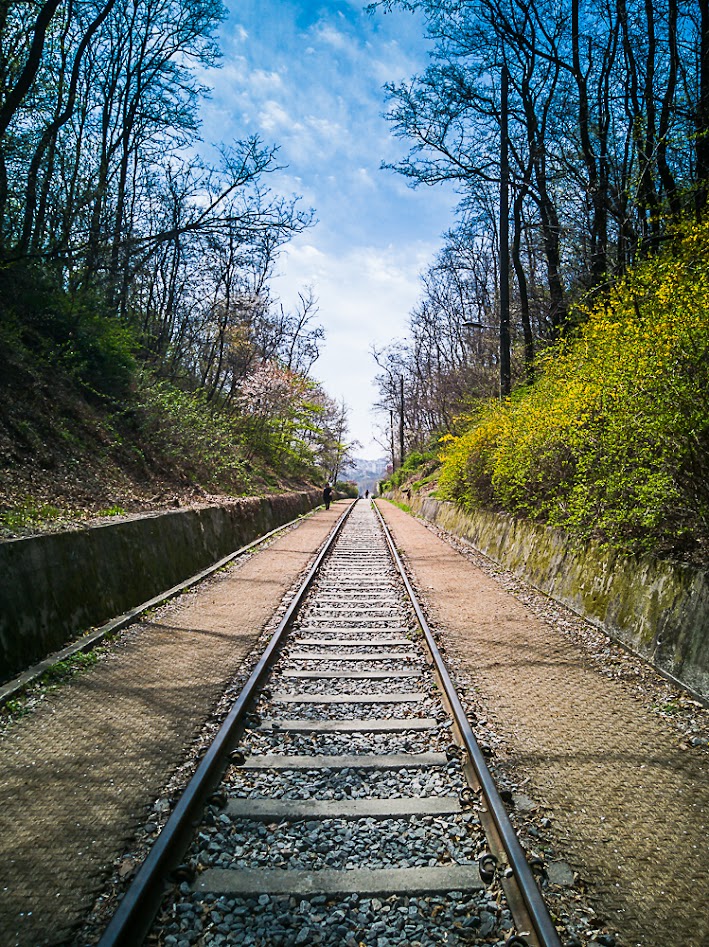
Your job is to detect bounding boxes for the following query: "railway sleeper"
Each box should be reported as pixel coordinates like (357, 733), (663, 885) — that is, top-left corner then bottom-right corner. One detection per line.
(100, 501), (556, 947)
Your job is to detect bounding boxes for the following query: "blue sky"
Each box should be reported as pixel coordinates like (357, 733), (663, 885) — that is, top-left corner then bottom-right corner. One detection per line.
(200, 0), (455, 457)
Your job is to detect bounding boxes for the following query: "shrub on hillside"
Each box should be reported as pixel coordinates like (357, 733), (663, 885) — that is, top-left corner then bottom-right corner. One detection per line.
(134, 378), (252, 489)
(381, 450), (437, 492)
(335, 480), (359, 498)
(0, 264), (135, 400)
(134, 374), (323, 491)
(438, 216), (709, 562)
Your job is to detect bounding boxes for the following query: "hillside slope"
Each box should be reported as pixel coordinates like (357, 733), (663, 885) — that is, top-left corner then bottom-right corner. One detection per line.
(0, 336), (315, 539)
(385, 217), (709, 568)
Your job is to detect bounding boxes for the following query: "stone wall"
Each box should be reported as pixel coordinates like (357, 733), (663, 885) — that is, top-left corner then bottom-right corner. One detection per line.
(390, 493), (709, 700)
(0, 491), (320, 682)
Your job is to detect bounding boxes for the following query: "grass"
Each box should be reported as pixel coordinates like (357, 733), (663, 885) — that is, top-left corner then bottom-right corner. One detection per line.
(38, 650), (100, 685)
(388, 499), (412, 514)
(0, 499), (130, 539)
(0, 498), (64, 532)
(0, 649), (102, 730)
(656, 699), (683, 716)
(97, 505), (127, 518)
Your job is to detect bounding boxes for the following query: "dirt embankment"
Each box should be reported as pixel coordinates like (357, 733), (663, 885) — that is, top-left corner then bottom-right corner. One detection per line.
(0, 354), (316, 541)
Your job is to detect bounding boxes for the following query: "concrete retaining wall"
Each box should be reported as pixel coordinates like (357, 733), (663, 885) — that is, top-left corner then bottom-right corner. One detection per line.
(0, 491), (320, 682)
(390, 493), (709, 699)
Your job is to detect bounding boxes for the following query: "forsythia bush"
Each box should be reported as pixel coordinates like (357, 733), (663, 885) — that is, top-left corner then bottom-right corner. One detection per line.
(438, 217), (709, 561)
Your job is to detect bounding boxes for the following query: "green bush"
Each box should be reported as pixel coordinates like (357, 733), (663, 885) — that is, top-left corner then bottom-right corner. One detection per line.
(0, 264), (135, 399)
(63, 307), (136, 398)
(381, 450), (436, 492)
(135, 378), (251, 489)
(334, 480), (359, 498)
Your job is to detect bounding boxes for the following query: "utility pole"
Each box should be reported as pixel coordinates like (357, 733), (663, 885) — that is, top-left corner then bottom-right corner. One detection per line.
(389, 409), (396, 470)
(499, 65), (511, 398)
(399, 375), (405, 467)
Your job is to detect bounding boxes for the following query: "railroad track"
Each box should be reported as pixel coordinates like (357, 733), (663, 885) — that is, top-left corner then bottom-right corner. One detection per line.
(99, 500), (561, 947)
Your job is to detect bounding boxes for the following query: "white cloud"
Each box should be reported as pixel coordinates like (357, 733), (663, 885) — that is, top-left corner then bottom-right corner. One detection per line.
(312, 22), (356, 53)
(258, 99), (299, 134)
(250, 69), (284, 91)
(210, 57), (248, 86)
(371, 44), (421, 85)
(196, 1), (456, 453)
(270, 236), (437, 454)
(354, 167), (376, 189)
(304, 115), (349, 150)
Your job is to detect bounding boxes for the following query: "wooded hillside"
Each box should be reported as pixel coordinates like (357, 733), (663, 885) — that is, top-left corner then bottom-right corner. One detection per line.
(373, 0), (709, 436)
(0, 2), (352, 533)
(373, 0), (709, 565)
(437, 215), (709, 564)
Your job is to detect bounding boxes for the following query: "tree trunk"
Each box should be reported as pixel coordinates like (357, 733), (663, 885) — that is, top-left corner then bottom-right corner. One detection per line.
(697, 0), (709, 212)
(511, 190), (534, 379)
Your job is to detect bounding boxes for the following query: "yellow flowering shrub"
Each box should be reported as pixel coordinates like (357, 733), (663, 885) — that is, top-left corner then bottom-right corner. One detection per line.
(437, 216), (709, 561)
(438, 401), (510, 508)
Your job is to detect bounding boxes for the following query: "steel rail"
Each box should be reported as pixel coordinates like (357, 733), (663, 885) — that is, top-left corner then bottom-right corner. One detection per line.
(373, 500), (563, 947)
(97, 500), (357, 947)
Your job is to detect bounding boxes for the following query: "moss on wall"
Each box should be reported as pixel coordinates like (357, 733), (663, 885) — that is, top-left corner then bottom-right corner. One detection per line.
(392, 494), (709, 699)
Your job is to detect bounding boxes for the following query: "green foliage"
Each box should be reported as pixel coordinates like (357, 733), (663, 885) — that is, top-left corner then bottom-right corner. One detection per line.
(0, 266), (340, 507)
(388, 499), (412, 513)
(381, 450), (437, 492)
(0, 264), (136, 399)
(61, 307), (136, 400)
(135, 378), (252, 489)
(334, 480), (359, 498)
(97, 505), (127, 517)
(2, 698), (30, 719)
(1, 651), (101, 726)
(38, 650), (100, 686)
(0, 499), (63, 532)
(438, 216), (709, 562)
(134, 374), (323, 490)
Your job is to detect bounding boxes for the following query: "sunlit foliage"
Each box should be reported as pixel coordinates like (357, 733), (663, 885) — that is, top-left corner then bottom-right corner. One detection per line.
(438, 216), (709, 561)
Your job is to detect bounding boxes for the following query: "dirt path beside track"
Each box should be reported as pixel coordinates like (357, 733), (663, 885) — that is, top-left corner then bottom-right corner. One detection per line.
(377, 500), (709, 947)
(0, 502), (348, 947)
(3, 496), (707, 947)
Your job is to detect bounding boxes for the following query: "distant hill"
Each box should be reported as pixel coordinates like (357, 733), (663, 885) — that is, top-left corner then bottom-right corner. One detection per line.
(347, 457), (390, 496)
